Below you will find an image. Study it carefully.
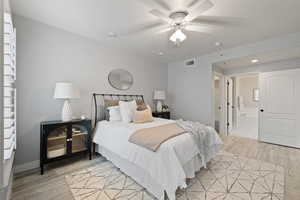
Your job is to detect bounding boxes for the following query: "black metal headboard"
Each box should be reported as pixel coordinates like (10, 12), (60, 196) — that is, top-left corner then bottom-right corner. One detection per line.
(92, 93), (144, 127)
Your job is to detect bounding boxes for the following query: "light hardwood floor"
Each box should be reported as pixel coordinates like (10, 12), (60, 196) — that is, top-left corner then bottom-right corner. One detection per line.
(12, 136), (300, 200)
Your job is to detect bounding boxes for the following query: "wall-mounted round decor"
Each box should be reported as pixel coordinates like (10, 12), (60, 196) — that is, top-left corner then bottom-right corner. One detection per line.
(108, 69), (133, 90)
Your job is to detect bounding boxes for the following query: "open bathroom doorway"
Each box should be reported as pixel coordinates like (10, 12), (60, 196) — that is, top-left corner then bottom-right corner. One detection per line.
(213, 72), (226, 135)
(227, 73), (259, 139)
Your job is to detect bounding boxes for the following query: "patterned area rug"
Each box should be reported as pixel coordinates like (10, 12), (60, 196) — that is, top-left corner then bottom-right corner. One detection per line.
(65, 151), (285, 200)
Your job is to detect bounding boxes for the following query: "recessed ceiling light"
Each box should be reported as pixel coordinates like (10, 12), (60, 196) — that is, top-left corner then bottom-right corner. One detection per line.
(158, 52), (164, 56)
(108, 32), (117, 38)
(251, 59), (259, 63)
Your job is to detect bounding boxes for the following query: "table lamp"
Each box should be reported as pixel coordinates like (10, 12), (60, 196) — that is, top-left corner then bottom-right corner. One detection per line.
(54, 82), (80, 121)
(154, 90), (165, 112)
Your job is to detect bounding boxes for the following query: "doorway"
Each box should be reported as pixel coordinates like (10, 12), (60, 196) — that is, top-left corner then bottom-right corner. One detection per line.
(214, 75), (221, 133)
(227, 74), (259, 139)
(213, 72), (225, 135)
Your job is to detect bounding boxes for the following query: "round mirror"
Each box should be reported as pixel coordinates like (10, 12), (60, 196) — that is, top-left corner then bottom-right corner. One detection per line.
(108, 69), (133, 90)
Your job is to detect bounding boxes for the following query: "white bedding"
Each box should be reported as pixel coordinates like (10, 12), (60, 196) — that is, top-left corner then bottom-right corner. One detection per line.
(93, 118), (223, 200)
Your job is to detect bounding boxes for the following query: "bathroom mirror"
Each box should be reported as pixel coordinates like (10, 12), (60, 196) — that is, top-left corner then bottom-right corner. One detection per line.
(108, 69), (133, 90)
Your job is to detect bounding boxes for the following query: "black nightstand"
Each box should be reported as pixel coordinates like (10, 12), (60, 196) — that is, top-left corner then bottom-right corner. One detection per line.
(40, 119), (92, 175)
(152, 111), (170, 119)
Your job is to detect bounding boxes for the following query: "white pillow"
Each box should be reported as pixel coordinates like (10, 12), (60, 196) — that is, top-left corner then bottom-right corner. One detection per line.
(119, 100), (137, 123)
(107, 106), (122, 121)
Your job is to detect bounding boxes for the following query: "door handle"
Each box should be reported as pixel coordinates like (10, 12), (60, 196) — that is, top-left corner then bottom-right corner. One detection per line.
(260, 109), (264, 112)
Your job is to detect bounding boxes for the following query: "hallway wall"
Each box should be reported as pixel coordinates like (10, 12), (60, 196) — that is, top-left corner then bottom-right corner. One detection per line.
(237, 75), (259, 109)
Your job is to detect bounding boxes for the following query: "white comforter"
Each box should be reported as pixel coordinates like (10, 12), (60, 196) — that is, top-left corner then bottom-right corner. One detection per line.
(93, 118), (223, 200)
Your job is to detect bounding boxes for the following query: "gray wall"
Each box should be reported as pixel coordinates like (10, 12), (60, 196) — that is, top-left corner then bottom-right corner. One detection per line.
(237, 76), (259, 108)
(15, 15), (167, 165)
(168, 60), (213, 124)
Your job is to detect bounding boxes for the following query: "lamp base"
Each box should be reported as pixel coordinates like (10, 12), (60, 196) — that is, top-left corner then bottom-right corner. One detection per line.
(156, 101), (162, 112)
(62, 100), (72, 121)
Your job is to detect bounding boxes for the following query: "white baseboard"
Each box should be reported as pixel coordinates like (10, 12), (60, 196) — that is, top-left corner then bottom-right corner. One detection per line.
(14, 160), (39, 174)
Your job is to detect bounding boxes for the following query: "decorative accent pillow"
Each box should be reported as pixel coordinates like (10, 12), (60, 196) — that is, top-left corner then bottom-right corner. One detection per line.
(107, 106), (121, 121)
(104, 99), (119, 107)
(119, 100), (137, 123)
(137, 103), (147, 111)
(133, 105), (154, 123)
(136, 99), (144, 106)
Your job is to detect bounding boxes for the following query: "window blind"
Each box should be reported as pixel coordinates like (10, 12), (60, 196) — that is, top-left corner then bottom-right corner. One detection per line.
(3, 12), (16, 161)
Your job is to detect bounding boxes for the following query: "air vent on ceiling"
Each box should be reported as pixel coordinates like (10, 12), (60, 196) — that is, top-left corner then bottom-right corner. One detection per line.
(185, 58), (196, 67)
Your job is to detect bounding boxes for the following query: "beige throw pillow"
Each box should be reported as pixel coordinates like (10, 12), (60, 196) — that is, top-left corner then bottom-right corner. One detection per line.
(136, 99), (145, 106)
(133, 105), (154, 123)
(104, 99), (119, 107)
(137, 103), (147, 111)
(104, 99), (144, 107)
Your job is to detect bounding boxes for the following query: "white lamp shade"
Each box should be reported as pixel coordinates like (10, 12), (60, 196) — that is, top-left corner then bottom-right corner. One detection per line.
(154, 90), (166, 100)
(54, 82), (80, 99)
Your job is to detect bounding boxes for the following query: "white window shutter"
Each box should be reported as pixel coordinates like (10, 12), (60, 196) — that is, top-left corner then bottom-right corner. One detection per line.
(3, 12), (16, 160)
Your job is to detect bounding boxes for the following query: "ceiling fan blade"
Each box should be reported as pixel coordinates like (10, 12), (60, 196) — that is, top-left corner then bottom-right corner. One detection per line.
(139, 0), (172, 12)
(186, 0), (214, 21)
(185, 0), (203, 8)
(149, 9), (171, 23)
(191, 16), (243, 26)
(156, 27), (173, 34)
(153, 0), (172, 11)
(184, 24), (211, 35)
(189, 0), (214, 11)
(121, 21), (167, 36)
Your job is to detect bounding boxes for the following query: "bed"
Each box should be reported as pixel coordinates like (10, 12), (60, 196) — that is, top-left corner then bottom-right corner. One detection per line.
(92, 94), (223, 200)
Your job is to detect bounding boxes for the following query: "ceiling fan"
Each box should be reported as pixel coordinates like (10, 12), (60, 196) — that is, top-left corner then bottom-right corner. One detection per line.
(133, 0), (240, 46)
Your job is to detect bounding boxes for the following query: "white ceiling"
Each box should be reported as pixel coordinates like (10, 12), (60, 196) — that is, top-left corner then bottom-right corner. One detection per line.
(11, 0), (300, 63)
(214, 47), (300, 70)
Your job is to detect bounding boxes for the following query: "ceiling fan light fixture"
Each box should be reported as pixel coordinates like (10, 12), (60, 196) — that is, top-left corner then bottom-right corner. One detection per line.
(169, 29), (187, 43)
(169, 11), (189, 24)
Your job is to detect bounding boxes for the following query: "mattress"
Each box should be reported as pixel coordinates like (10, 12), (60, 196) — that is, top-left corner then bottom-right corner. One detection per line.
(93, 118), (223, 200)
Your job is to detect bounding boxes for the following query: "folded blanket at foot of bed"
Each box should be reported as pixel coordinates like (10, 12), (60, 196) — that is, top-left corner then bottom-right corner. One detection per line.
(128, 123), (187, 151)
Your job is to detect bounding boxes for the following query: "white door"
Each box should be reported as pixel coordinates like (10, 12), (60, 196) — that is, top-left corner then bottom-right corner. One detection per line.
(259, 69), (300, 148)
(227, 78), (233, 134)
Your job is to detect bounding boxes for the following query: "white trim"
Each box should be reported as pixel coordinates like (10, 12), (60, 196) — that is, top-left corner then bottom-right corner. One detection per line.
(14, 160), (39, 174)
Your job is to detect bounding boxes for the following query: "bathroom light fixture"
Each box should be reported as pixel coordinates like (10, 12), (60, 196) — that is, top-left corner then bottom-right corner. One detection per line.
(251, 59), (259, 63)
(169, 29), (187, 44)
